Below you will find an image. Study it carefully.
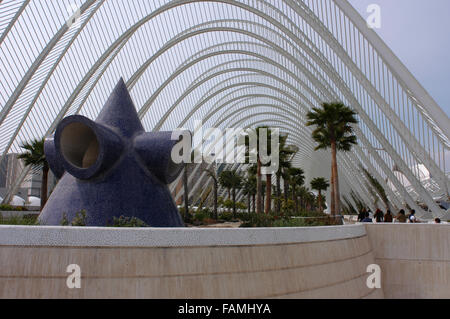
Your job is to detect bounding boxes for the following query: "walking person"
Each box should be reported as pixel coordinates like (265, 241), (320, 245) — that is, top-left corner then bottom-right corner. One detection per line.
(357, 208), (366, 222)
(395, 209), (407, 223)
(384, 209), (393, 223)
(374, 209), (384, 223)
(407, 209), (420, 223)
(361, 211), (373, 223)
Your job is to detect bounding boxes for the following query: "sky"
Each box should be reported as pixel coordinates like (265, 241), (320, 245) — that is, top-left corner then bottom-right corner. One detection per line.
(348, 0), (450, 117)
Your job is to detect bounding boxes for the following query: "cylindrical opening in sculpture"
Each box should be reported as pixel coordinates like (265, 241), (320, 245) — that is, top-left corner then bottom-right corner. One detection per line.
(60, 122), (100, 169)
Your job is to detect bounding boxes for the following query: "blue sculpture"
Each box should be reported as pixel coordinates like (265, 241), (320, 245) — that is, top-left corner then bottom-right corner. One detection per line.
(39, 78), (187, 227)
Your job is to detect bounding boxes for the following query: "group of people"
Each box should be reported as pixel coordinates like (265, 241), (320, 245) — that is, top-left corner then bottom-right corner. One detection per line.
(357, 208), (441, 224)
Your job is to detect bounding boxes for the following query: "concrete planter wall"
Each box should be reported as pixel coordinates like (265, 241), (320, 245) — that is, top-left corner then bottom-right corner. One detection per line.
(366, 224), (450, 299)
(0, 224), (448, 299)
(0, 224), (382, 299)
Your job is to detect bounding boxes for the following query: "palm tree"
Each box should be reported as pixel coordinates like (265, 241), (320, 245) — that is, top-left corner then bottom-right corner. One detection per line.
(17, 138), (49, 211)
(288, 167), (305, 213)
(242, 174), (257, 214)
(282, 165), (291, 205)
(361, 166), (389, 211)
(219, 170), (234, 200)
(275, 135), (296, 214)
(183, 163), (191, 223)
(219, 169), (242, 218)
(245, 126), (274, 214)
(306, 102), (358, 216)
(310, 177), (330, 212)
(261, 180), (266, 212)
(205, 168), (219, 219)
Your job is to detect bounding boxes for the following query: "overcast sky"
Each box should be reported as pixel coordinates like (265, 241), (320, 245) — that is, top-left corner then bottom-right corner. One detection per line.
(348, 0), (450, 117)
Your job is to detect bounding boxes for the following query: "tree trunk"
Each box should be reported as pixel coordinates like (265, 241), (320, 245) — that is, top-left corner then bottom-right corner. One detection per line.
(232, 188), (236, 219)
(265, 174), (271, 214)
(252, 194), (256, 213)
(262, 189), (265, 213)
(183, 164), (190, 223)
(276, 173), (281, 214)
(213, 180), (218, 220)
(318, 190), (322, 212)
(283, 177), (289, 205)
(40, 163), (49, 211)
(256, 159), (262, 214)
(330, 143), (336, 216)
(331, 141), (340, 215)
(292, 185), (297, 213)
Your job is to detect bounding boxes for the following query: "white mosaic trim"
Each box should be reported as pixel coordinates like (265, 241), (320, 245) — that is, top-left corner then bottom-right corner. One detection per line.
(0, 224), (366, 248)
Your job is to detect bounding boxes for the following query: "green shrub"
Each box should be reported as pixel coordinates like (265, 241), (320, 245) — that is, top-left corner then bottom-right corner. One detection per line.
(219, 211), (234, 222)
(109, 216), (148, 227)
(0, 214), (39, 225)
(240, 213), (274, 227)
(193, 210), (208, 222)
(222, 199), (234, 209)
(240, 212), (343, 228)
(71, 210), (87, 226)
(60, 213), (69, 226)
(0, 204), (27, 212)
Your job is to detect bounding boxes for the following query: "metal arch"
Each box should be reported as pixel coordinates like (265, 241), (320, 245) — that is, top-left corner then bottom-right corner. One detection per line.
(0, 0), (98, 127)
(59, 0), (442, 192)
(153, 70), (312, 131)
(122, 19), (446, 212)
(181, 104), (371, 208)
(2, 16), (330, 197)
(166, 65), (423, 210)
(354, 126), (430, 217)
(133, 46), (323, 118)
(163, 80), (305, 129)
(0, 0), (105, 173)
(218, 109), (378, 204)
(1, 0), (447, 214)
(353, 146), (403, 209)
(285, 0), (449, 194)
(334, 0), (450, 140)
(212, 115), (375, 209)
(185, 90), (421, 212)
(173, 105), (321, 204)
(53, 0), (343, 137)
(127, 18), (333, 99)
(133, 25), (337, 118)
(0, 0), (30, 45)
(163, 67), (436, 214)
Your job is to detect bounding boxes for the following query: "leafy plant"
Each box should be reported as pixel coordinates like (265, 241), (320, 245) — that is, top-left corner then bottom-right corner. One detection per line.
(60, 213), (69, 226)
(71, 210), (87, 226)
(0, 214), (39, 225)
(17, 138), (49, 211)
(310, 177), (330, 212)
(306, 102), (358, 215)
(109, 216), (148, 227)
(0, 204), (27, 212)
(219, 211), (234, 222)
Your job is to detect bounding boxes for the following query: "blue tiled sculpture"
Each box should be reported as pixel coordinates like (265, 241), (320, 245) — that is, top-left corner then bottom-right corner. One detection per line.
(39, 78), (187, 227)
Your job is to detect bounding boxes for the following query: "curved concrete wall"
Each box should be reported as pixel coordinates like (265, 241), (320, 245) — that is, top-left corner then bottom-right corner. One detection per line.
(0, 225), (382, 299)
(365, 224), (450, 299)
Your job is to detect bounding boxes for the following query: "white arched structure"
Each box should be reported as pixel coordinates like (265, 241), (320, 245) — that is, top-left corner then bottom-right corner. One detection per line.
(0, 0), (449, 218)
